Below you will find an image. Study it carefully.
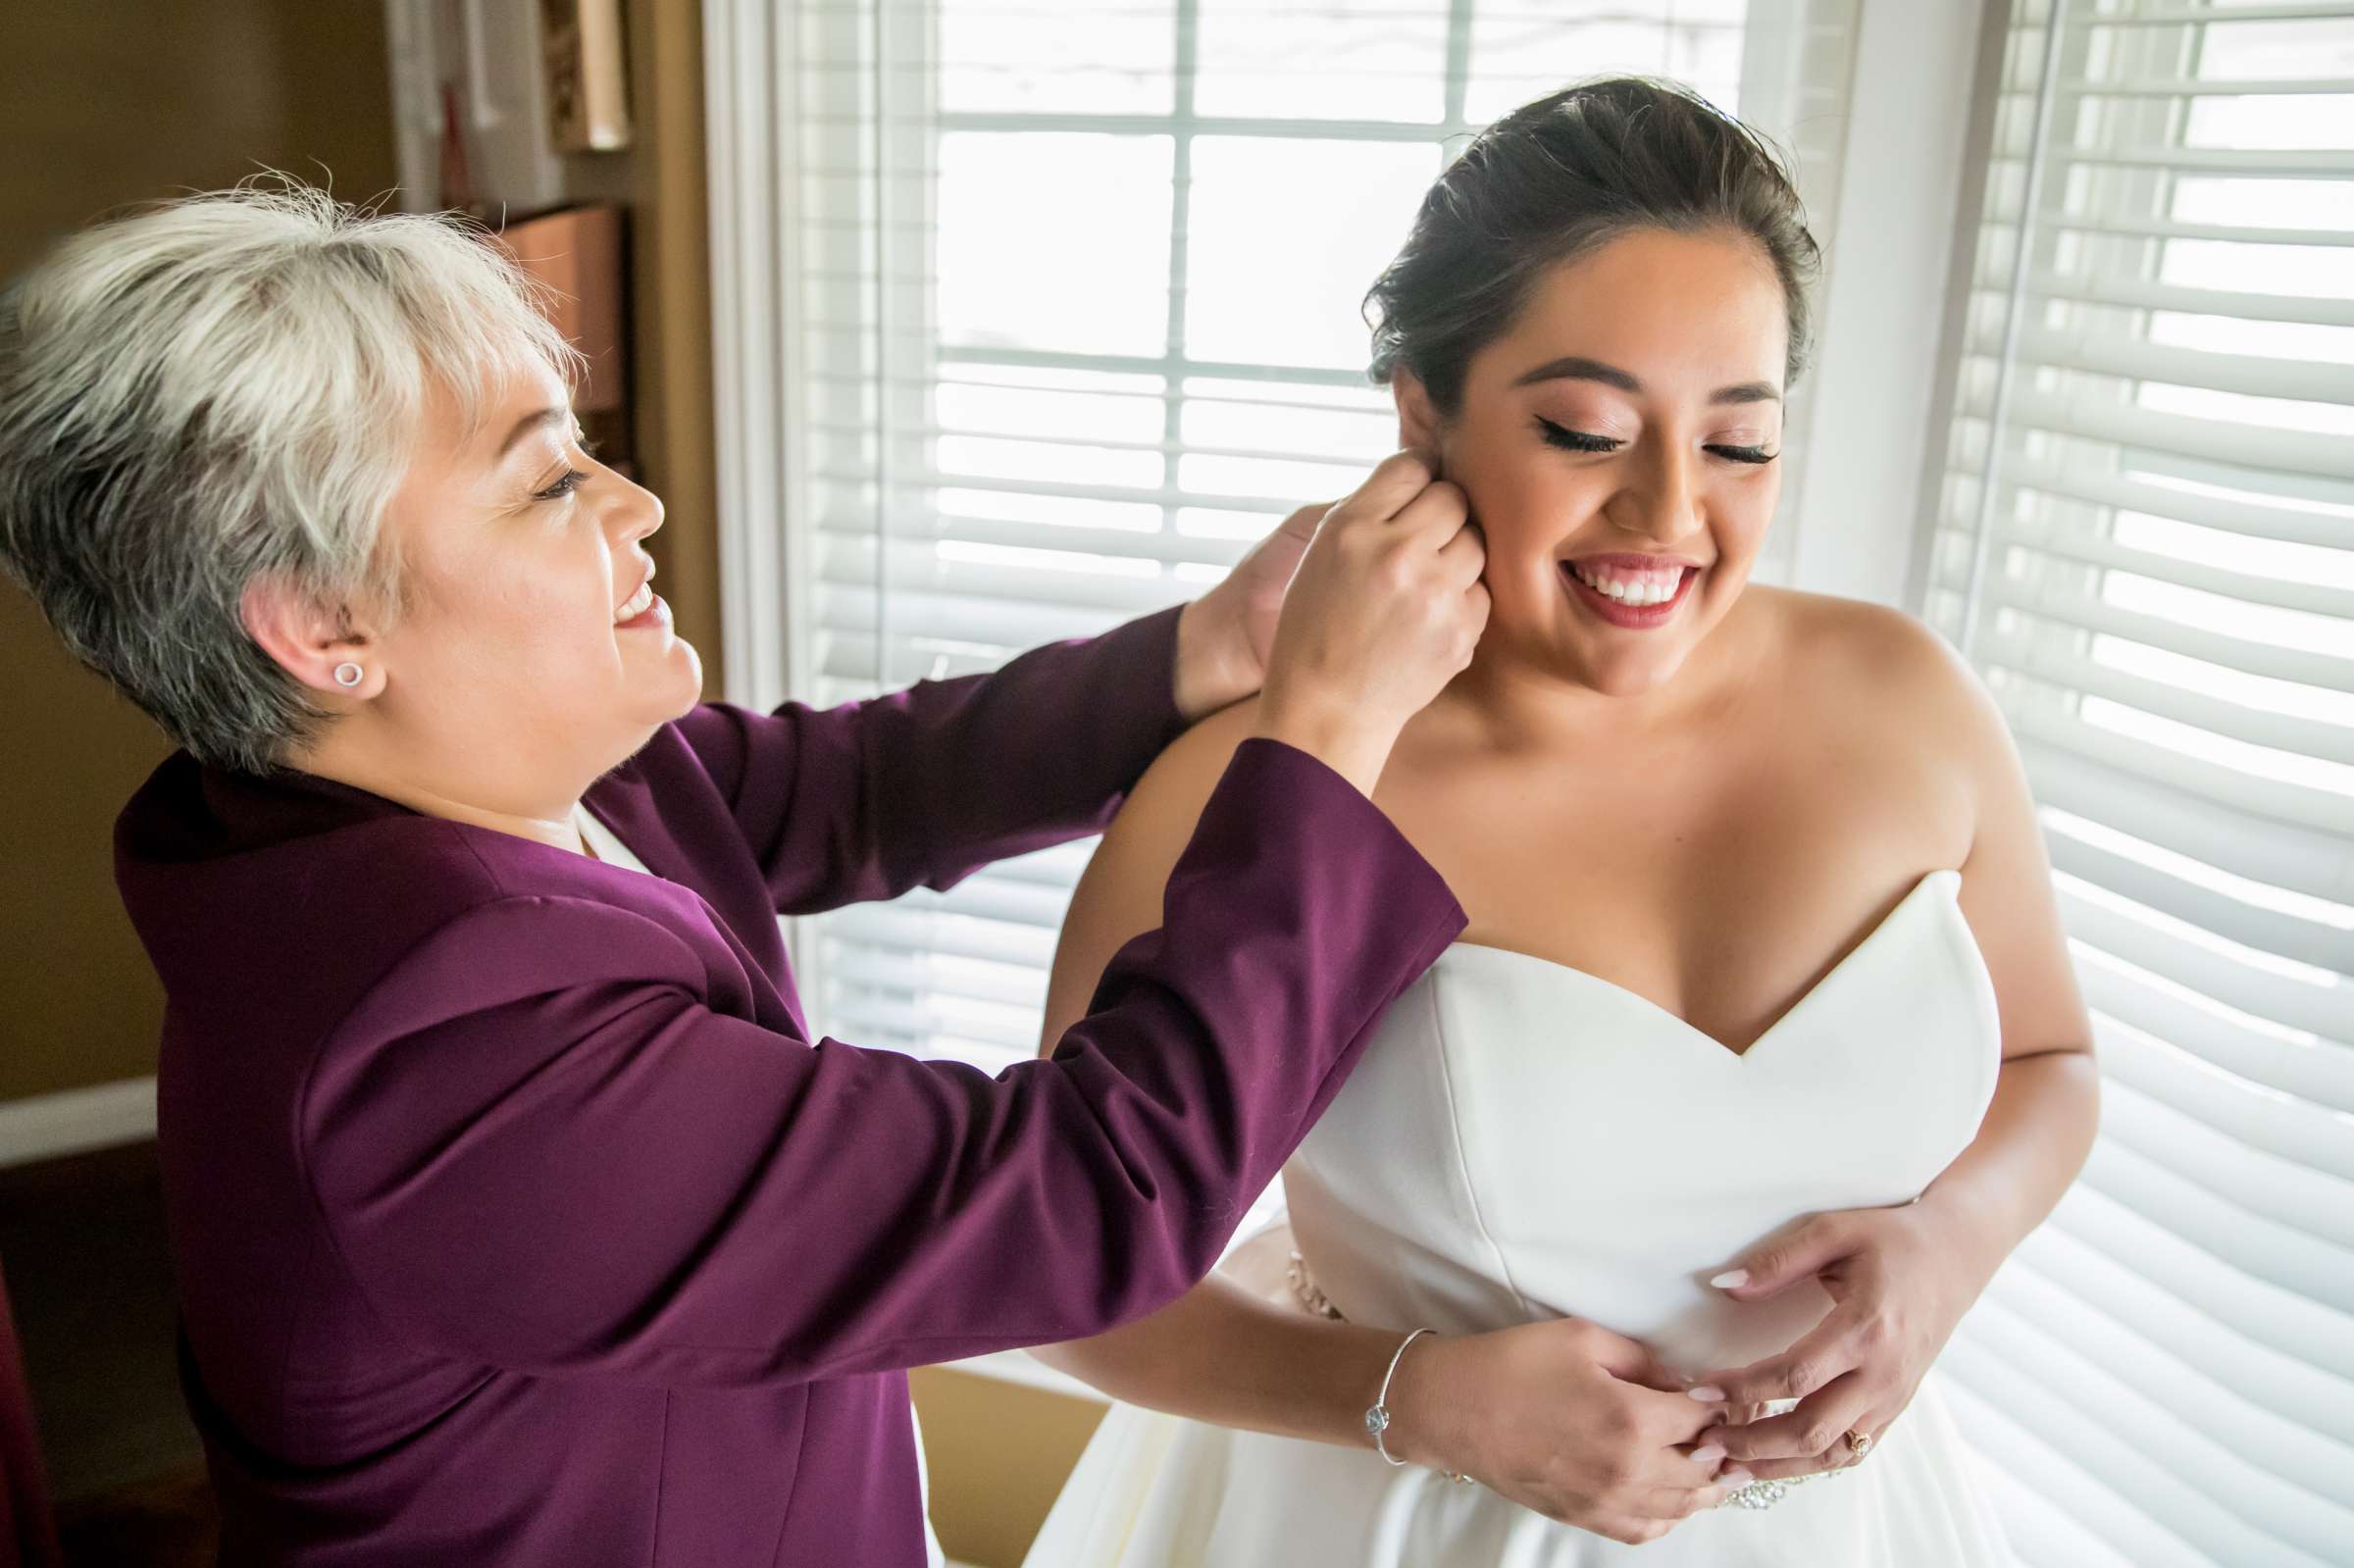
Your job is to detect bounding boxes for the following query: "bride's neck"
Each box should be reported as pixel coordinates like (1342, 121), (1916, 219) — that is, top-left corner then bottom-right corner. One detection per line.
(1444, 619), (1760, 753)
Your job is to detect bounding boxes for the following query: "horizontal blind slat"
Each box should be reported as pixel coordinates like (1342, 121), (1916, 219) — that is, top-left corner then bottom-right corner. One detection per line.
(825, 905), (1059, 970)
(1959, 460), (2350, 548)
(2075, 1130), (2354, 1308)
(2013, 270), (2354, 329)
(1939, 1316), (2325, 1566)
(2096, 1076), (2354, 1250)
(1951, 1299), (2352, 1562)
(1955, 386), (2354, 482)
(2055, 874), (2354, 1040)
(2009, 705), (2354, 843)
(1939, 1381), (2147, 1568)
(1983, 629), (2354, 770)
(2075, 950), (2354, 1118)
(2094, 1012), (2354, 1182)
(2005, 1224), (2354, 1449)
(2042, 1184), (2354, 1381)
(2039, 823), (2354, 976)
(1940, 1376), (2197, 1568)
(1996, 325), (2354, 406)
(1964, 519), (2354, 624)
(2021, 742), (2354, 906)
(1975, 1260), (2354, 1523)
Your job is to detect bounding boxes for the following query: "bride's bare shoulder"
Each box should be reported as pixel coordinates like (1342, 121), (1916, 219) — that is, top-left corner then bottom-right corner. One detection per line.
(1757, 584), (2010, 765)
(1132, 694), (1265, 823)
(1081, 694), (1267, 887)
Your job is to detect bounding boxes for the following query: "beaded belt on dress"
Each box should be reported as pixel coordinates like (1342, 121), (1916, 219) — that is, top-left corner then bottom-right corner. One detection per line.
(1285, 1251), (1852, 1511)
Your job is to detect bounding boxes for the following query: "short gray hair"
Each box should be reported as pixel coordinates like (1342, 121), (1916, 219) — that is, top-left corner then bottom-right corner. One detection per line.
(0, 177), (586, 774)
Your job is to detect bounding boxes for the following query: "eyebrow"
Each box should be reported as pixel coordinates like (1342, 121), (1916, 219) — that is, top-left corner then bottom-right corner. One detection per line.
(494, 407), (571, 461)
(1509, 355), (1781, 406)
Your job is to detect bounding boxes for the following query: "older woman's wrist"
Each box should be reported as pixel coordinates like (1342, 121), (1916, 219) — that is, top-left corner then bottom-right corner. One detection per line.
(1172, 596), (1263, 724)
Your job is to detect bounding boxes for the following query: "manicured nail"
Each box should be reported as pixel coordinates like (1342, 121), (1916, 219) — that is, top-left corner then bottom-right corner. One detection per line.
(1711, 1269), (1750, 1290)
(1721, 1469), (1755, 1488)
(1692, 1444), (1726, 1466)
(1687, 1385), (1726, 1402)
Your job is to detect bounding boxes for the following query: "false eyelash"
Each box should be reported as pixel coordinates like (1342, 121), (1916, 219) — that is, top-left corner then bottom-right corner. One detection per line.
(1537, 417), (1776, 466)
(1536, 416), (1620, 453)
(537, 469), (589, 501)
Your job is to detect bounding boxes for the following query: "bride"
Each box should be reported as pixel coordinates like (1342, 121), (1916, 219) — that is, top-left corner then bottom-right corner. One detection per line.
(1016, 77), (2097, 1565)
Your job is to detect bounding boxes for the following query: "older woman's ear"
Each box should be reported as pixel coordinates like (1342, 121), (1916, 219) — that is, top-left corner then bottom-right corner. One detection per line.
(240, 577), (382, 701)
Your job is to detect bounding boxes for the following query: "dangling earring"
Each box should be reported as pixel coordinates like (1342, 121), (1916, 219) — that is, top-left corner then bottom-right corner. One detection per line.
(333, 662), (364, 689)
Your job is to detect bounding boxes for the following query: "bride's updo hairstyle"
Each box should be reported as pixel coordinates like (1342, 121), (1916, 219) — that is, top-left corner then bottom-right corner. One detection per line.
(1363, 76), (1820, 415)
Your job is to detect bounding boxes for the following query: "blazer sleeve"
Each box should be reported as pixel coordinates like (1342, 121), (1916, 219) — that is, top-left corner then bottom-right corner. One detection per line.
(673, 603), (1190, 915)
(301, 739), (1466, 1390)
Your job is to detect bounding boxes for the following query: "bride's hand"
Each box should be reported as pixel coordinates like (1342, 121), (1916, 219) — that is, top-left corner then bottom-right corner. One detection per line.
(1387, 1316), (1754, 1544)
(1686, 1202), (1989, 1481)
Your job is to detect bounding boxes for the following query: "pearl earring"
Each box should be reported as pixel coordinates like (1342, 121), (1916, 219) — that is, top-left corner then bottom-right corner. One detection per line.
(333, 662), (364, 689)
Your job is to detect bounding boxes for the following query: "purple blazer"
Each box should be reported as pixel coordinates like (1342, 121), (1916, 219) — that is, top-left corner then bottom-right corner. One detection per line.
(113, 605), (1465, 1567)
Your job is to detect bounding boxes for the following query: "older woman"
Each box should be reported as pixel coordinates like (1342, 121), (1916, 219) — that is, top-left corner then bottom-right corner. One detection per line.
(0, 184), (1488, 1565)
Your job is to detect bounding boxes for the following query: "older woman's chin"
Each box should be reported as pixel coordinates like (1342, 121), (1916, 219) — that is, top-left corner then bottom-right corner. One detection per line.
(645, 636), (706, 717)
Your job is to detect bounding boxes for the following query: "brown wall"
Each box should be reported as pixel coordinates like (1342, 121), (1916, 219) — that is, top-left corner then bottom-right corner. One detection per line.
(558, 0), (724, 699)
(0, 0), (398, 1103)
(0, 0), (725, 1107)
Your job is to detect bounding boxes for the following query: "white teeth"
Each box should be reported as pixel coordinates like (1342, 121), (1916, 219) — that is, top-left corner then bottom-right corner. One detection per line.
(1572, 563), (1685, 606)
(615, 582), (653, 623)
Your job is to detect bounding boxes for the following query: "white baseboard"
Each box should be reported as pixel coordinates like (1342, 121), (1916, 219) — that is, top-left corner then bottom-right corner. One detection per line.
(0, 1076), (158, 1169)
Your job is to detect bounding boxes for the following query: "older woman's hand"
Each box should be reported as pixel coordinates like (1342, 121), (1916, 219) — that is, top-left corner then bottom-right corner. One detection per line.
(1172, 499), (1328, 722)
(1686, 1201), (1995, 1482)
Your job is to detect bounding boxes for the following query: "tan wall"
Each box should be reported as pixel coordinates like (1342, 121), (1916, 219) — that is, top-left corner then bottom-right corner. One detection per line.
(912, 1370), (1104, 1568)
(0, 0), (397, 1103)
(0, 0), (726, 1105)
(556, 0), (725, 698)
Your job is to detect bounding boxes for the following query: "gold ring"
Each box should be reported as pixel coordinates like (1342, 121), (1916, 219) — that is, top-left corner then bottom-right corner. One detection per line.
(1843, 1429), (1874, 1462)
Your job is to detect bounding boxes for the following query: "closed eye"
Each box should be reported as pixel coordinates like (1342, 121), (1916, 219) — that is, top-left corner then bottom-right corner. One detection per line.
(1537, 417), (1776, 466)
(1535, 416), (1620, 454)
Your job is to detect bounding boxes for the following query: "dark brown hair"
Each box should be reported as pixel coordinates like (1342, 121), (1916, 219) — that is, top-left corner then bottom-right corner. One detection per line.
(1364, 76), (1820, 416)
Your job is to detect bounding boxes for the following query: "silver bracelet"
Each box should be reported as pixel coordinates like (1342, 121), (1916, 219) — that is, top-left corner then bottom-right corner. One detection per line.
(1365, 1327), (1431, 1466)
(1365, 1327), (1471, 1485)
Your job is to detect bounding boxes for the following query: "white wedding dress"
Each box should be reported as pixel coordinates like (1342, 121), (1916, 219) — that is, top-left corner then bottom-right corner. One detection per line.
(1022, 869), (2017, 1567)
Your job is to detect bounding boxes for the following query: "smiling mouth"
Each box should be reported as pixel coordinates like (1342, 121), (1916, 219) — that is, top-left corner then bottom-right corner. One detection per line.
(614, 579), (655, 625)
(1561, 558), (1701, 626)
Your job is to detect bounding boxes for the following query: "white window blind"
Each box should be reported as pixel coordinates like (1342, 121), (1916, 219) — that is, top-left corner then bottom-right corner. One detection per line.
(759, 0), (1864, 1075)
(1918, 3), (2354, 1564)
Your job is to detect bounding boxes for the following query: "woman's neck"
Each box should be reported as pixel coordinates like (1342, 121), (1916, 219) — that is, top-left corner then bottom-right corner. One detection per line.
(290, 728), (590, 856)
(1442, 603), (1768, 754)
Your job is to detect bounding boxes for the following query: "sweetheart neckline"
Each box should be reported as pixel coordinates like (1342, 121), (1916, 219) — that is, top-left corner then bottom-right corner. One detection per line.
(1434, 869), (1968, 1063)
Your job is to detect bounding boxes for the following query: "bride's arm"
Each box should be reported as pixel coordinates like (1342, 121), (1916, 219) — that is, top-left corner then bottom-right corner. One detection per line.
(1023, 699), (1415, 1447)
(1022, 699), (1751, 1543)
(1697, 617), (2101, 1479)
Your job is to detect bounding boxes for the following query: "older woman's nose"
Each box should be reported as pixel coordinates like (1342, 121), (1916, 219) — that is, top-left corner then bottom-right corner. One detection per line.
(613, 474), (666, 545)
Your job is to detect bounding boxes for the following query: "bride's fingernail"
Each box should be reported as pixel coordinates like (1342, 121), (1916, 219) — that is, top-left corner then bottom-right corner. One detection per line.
(1721, 1469), (1755, 1489)
(1687, 1385), (1726, 1402)
(1692, 1444), (1726, 1466)
(1710, 1269), (1750, 1290)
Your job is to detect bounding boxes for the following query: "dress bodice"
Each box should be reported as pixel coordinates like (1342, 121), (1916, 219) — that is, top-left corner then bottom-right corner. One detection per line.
(1284, 870), (2003, 1370)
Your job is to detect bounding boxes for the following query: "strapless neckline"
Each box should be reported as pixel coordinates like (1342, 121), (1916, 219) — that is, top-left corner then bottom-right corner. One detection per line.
(1435, 868), (1965, 1063)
